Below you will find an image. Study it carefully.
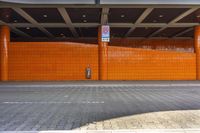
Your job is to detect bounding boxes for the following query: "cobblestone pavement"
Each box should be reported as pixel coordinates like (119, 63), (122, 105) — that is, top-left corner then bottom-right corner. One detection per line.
(0, 82), (200, 131)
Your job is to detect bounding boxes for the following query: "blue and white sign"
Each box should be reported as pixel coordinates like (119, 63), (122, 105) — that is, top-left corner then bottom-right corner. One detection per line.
(101, 25), (110, 42)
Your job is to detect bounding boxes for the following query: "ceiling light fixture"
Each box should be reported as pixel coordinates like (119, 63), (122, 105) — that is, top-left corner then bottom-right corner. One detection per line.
(43, 14), (48, 18)
(153, 20), (157, 23)
(121, 14), (125, 18)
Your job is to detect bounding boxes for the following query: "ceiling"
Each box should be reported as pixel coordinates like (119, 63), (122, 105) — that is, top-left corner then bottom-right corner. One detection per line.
(0, 4), (200, 40)
(1, 0), (200, 5)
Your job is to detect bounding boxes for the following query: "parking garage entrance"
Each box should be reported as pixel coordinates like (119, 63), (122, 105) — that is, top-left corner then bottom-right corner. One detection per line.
(0, 1), (200, 81)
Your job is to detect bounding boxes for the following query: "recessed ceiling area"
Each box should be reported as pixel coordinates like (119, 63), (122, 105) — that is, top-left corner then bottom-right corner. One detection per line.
(154, 27), (188, 37)
(17, 27), (48, 37)
(66, 8), (101, 23)
(46, 28), (73, 37)
(0, 8), (28, 23)
(108, 8), (145, 23)
(76, 27), (98, 37)
(129, 27), (160, 37)
(142, 8), (189, 23)
(0, 6), (198, 40)
(23, 8), (65, 23)
(178, 9), (200, 23)
(179, 29), (194, 37)
(11, 32), (20, 38)
(111, 28), (130, 37)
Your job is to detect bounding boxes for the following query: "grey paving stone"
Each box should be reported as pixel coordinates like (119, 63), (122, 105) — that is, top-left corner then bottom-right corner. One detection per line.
(0, 82), (200, 131)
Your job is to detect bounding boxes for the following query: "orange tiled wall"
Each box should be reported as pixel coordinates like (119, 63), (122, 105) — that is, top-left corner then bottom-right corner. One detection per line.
(110, 39), (194, 52)
(9, 42), (98, 80)
(14, 39), (193, 52)
(8, 39), (196, 81)
(108, 46), (196, 80)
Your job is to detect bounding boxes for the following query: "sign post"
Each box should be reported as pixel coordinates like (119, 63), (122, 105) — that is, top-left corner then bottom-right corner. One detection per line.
(101, 25), (110, 42)
(98, 25), (109, 80)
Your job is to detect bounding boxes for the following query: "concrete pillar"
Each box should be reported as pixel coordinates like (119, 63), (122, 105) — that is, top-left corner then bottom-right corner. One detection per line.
(0, 25), (9, 81)
(98, 26), (108, 80)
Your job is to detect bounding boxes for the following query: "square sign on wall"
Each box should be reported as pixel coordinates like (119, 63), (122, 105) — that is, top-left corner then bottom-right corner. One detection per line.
(101, 25), (110, 42)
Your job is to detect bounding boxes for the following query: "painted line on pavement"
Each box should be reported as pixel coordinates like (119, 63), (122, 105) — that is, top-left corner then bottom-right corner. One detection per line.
(2, 101), (105, 104)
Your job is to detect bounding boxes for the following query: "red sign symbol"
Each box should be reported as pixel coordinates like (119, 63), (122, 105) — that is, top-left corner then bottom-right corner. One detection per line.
(102, 26), (109, 34)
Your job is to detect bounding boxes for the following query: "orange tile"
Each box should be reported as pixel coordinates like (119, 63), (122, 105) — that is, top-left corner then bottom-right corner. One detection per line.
(8, 39), (196, 81)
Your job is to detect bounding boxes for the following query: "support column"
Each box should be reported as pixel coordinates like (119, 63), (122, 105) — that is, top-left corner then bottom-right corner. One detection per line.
(98, 26), (108, 80)
(0, 26), (9, 81)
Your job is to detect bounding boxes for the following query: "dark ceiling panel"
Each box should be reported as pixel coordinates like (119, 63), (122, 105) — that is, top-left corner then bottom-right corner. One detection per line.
(66, 8), (101, 23)
(23, 8), (64, 23)
(110, 27), (130, 37)
(0, 0), (95, 4)
(154, 27), (187, 37)
(178, 9), (200, 23)
(46, 28), (73, 37)
(10, 32), (20, 38)
(108, 8), (145, 23)
(129, 27), (160, 37)
(17, 27), (47, 37)
(76, 27), (98, 37)
(179, 29), (194, 37)
(1, 0), (96, 5)
(101, 0), (200, 4)
(1, 0), (200, 4)
(0, 8), (28, 23)
(142, 8), (188, 23)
